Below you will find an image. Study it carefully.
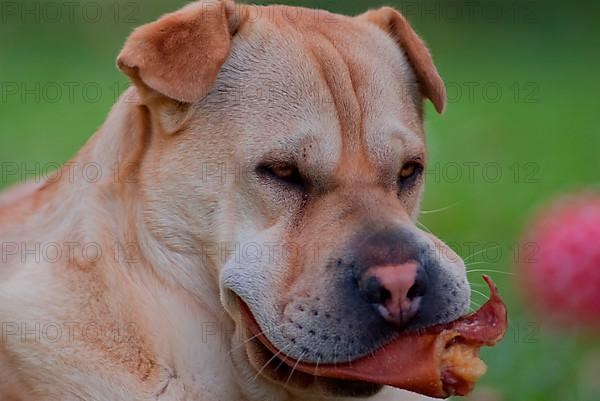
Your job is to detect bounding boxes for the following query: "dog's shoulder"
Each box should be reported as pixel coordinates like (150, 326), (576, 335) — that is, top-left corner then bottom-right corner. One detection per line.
(0, 345), (33, 400)
(0, 180), (47, 209)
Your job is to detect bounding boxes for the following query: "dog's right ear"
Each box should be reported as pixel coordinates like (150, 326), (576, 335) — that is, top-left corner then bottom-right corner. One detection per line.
(117, 0), (239, 104)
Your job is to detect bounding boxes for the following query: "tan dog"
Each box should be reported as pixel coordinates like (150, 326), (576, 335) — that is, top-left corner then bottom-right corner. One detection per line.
(0, 1), (470, 400)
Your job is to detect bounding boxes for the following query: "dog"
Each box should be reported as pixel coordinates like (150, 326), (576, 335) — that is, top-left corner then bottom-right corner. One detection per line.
(0, 1), (471, 400)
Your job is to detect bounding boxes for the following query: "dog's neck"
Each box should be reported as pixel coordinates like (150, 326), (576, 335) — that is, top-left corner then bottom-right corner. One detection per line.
(68, 87), (232, 322)
(38, 88), (225, 306)
(1, 88), (246, 400)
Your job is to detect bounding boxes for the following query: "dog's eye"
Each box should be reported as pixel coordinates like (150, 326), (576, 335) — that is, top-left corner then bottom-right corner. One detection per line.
(257, 163), (304, 188)
(398, 162), (423, 188)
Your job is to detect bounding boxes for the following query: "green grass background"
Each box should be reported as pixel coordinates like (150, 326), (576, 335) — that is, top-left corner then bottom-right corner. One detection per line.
(1, 1), (599, 400)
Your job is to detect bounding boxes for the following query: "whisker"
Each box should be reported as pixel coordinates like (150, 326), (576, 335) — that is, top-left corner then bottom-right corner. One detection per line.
(313, 356), (321, 376)
(466, 269), (514, 276)
(284, 351), (306, 389)
(463, 244), (501, 262)
(464, 261), (493, 267)
(332, 342), (339, 368)
(274, 341), (297, 372)
(470, 289), (489, 299)
(416, 220), (432, 234)
(228, 324), (288, 356)
(251, 343), (293, 383)
(420, 203), (459, 215)
(469, 299), (482, 311)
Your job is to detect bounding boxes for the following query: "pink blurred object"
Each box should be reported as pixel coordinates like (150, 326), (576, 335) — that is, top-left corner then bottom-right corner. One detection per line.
(519, 191), (600, 329)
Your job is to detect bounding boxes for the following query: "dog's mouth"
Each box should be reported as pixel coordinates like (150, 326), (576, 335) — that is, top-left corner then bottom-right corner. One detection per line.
(242, 331), (384, 397)
(240, 311), (384, 398)
(240, 276), (507, 399)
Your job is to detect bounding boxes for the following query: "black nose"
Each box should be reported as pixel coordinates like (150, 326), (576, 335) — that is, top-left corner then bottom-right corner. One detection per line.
(358, 261), (428, 325)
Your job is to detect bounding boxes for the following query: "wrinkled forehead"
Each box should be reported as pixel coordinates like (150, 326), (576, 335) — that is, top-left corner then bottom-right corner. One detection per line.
(200, 7), (425, 166)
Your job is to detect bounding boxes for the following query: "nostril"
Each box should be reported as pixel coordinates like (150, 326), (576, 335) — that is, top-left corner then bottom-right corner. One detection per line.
(358, 262), (422, 325)
(358, 276), (391, 304)
(406, 267), (428, 300)
(406, 279), (425, 300)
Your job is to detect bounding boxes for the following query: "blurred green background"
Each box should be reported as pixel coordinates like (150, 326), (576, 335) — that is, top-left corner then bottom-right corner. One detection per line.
(1, 1), (599, 400)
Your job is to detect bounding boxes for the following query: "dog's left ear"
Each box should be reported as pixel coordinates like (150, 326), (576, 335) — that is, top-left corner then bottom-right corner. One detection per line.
(358, 7), (446, 114)
(117, 0), (239, 104)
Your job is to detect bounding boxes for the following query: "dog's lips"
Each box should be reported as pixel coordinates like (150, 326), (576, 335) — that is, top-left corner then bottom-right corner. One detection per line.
(240, 275), (507, 399)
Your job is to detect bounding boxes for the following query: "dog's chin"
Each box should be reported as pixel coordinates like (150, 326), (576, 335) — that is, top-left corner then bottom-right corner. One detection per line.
(244, 333), (383, 398)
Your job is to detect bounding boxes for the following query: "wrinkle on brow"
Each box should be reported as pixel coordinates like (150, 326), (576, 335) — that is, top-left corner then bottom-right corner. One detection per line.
(300, 28), (373, 178)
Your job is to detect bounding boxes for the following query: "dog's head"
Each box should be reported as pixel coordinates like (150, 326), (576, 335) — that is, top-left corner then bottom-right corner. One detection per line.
(118, 0), (468, 397)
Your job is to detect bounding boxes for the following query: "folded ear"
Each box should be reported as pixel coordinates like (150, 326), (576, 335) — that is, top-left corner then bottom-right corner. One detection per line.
(117, 0), (238, 103)
(358, 7), (446, 114)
